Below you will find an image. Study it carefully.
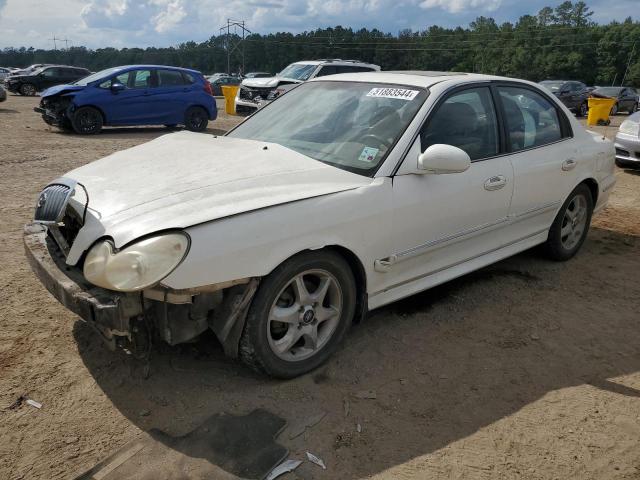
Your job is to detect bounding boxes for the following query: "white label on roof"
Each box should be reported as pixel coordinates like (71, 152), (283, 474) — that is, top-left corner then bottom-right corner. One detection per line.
(366, 87), (419, 101)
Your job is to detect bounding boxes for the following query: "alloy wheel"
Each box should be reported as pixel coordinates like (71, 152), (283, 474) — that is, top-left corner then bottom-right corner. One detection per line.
(560, 193), (588, 250)
(267, 269), (342, 362)
(21, 84), (36, 96)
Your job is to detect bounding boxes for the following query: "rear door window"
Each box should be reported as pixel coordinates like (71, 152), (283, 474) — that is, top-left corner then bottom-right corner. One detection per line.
(497, 86), (564, 152)
(158, 69), (185, 87)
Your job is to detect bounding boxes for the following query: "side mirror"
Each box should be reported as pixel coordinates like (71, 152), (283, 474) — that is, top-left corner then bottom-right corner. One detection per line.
(417, 144), (471, 174)
(110, 82), (125, 92)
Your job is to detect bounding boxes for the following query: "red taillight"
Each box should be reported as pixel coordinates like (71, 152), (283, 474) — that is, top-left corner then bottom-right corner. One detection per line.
(203, 80), (213, 96)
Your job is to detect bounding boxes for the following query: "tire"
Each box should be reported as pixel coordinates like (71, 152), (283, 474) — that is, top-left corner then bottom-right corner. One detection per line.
(578, 102), (588, 118)
(20, 83), (36, 96)
(184, 106), (208, 132)
(543, 184), (593, 261)
(71, 106), (103, 135)
(240, 250), (356, 378)
(610, 103), (619, 116)
(631, 103), (639, 114)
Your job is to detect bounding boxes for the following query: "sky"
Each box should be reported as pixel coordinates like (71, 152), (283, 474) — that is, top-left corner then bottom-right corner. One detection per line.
(0, 0), (636, 50)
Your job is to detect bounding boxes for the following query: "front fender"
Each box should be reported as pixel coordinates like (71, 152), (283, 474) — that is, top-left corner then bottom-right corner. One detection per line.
(162, 178), (393, 294)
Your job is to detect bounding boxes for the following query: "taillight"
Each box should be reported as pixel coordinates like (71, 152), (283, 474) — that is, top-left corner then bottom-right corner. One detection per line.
(203, 80), (213, 96)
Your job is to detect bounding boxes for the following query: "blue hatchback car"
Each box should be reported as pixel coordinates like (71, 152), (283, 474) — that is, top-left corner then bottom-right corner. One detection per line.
(36, 65), (217, 134)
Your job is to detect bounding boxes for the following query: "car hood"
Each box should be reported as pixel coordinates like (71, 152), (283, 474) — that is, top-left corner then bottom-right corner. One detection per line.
(64, 131), (372, 264)
(41, 84), (85, 98)
(241, 76), (302, 88)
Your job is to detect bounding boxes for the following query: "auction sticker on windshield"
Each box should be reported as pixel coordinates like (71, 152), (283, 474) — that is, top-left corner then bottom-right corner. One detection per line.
(358, 146), (379, 163)
(366, 87), (419, 101)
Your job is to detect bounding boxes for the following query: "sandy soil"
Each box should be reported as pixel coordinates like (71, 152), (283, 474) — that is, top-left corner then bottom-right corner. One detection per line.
(1, 95), (640, 480)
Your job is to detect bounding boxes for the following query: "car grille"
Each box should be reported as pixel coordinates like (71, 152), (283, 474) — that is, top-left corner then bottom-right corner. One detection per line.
(239, 86), (273, 102)
(34, 183), (74, 224)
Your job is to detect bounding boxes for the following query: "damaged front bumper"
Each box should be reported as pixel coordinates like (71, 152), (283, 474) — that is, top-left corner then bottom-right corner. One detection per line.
(34, 105), (67, 127)
(23, 223), (144, 348)
(23, 223), (260, 357)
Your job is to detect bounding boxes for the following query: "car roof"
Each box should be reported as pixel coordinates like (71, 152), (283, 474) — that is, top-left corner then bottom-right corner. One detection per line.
(116, 65), (201, 74)
(292, 59), (379, 67)
(307, 70), (518, 88)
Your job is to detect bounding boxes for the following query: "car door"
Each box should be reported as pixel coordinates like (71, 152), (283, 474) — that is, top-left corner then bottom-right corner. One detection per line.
(154, 69), (190, 123)
(102, 69), (160, 125)
(496, 84), (578, 241)
(385, 85), (514, 293)
(38, 67), (64, 90)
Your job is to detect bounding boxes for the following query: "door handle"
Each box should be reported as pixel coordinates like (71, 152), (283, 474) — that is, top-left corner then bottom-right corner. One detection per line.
(484, 175), (506, 191)
(562, 158), (577, 171)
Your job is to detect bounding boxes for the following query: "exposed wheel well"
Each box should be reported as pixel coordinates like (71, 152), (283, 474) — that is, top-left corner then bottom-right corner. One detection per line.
(321, 245), (368, 323)
(581, 178), (598, 206)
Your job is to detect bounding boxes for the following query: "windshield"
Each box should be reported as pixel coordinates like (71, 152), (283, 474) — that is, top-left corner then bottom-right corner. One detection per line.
(278, 63), (317, 80)
(73, 66), (124, 85)
(594, 87), (623, 97)
(539, 81), (564, 92)
(228, 81), (428, 176)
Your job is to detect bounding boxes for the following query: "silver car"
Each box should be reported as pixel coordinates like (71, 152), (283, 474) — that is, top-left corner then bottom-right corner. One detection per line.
(615, 112), (640, 168)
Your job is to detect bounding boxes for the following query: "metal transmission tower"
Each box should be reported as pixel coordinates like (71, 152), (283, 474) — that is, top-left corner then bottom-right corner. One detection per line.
(219, 19), (250, 75)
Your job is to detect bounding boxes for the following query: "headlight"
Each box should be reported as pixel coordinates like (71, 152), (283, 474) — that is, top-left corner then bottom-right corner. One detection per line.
(83, 232), (189, 292)
(619, 119), (640, 137)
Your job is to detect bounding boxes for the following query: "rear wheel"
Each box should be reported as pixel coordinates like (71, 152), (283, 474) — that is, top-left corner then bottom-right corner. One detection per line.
(184, 106), (208, 132)
(20, 83), (36, 96)
(71, 107), (103, 135)
(240, 251), (356, 378)
(544, 184), (593, 261)
(631, 102), (639, 114)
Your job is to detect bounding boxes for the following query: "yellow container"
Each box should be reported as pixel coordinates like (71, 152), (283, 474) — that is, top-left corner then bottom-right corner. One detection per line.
(221, 85), (239, 115)
(587, 97), (616, 126)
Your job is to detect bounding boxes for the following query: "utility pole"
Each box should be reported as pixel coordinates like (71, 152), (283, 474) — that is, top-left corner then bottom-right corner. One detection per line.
(62, 37), (70, 50)
(219, 19), (250, 75)
(50, 35), (59, 50)
(621, 41), (637, 86)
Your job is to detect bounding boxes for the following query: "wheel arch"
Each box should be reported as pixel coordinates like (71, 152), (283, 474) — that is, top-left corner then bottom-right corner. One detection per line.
(581, 177), (599, 205)
(322, 245), (368, 323)
(72, 104), (107, 124)
(268, 244), (369, 323)
(188, 103), (215, 120)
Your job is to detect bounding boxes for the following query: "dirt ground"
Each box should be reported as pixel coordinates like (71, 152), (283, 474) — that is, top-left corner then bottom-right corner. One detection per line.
(1, 94), (640, 480)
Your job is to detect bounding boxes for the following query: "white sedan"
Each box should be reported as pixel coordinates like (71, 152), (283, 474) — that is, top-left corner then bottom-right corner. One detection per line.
(25, 71), (616, 378)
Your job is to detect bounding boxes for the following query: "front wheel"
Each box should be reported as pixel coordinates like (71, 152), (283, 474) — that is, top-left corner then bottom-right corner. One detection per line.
(71, 107), (103, 134)
(240, 251), (356, 378)
(184, 106), (208, 132)
(543, 184), (593, 261)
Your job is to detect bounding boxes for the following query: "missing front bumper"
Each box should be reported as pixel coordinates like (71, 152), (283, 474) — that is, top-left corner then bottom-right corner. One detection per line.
(23, 223), (143, 347)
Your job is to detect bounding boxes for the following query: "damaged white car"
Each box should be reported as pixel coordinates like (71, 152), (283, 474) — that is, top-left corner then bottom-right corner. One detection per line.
(25, 72), (616, 378)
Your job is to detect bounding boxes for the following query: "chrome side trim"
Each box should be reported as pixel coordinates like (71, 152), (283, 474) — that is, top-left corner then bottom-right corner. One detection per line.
(395, 216), (509, 261)
(508, 200), (560, 221)
(372, 228), (549, 295)
(376, 201), (560, 268)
